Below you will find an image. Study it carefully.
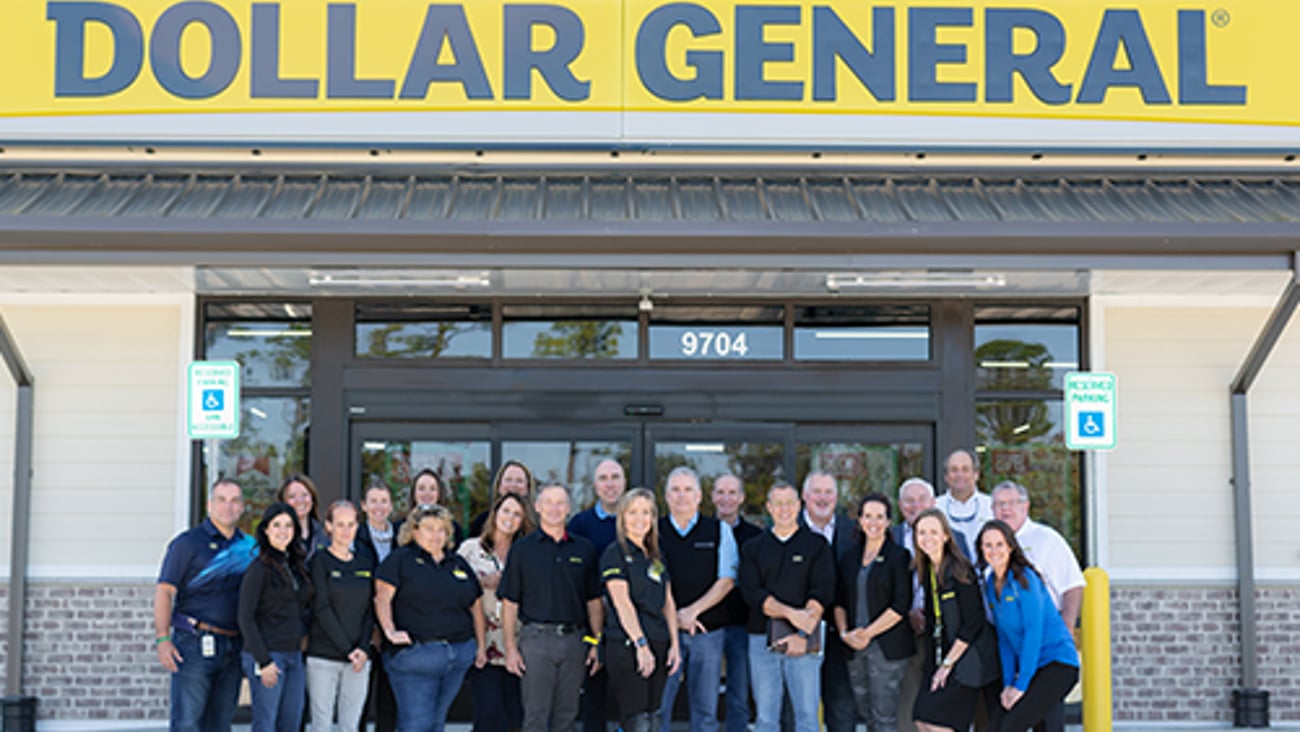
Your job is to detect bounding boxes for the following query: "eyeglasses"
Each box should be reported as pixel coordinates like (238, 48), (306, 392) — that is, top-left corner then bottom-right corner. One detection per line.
(992, 499), (1027, 510)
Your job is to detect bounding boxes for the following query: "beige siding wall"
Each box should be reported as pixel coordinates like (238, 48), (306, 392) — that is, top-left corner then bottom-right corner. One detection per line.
(0, 301), (186, 579)
(1101, 301), (1300, 578)
(1244, 307), (1300, 576)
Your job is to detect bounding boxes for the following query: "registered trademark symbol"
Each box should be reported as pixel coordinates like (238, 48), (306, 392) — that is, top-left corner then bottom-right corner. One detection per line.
(1211, 8), (1230, 27)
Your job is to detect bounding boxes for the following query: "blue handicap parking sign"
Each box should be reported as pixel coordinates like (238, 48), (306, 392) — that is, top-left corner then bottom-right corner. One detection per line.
(202, 389), (224, 411)
(1077, 411), (1105, 438)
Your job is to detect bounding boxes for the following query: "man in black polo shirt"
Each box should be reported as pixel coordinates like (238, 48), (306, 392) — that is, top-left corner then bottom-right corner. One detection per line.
(712, 474), (762, 732)
(153, 478), (256, 732)
(501, 482), (604, 732)
(657, 467), (738, 732)
(739, 482), (835, 732)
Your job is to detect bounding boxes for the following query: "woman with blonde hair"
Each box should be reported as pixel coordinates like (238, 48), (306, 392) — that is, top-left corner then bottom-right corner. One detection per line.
(600, 488), (682, 732)
(306, 500), (374, 732)
(375, 504), (486, 732)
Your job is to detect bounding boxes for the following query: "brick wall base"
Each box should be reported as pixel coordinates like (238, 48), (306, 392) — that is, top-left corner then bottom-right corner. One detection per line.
(1111, 583), (1299, 723)
(12, 582), (169, 721)
(0, 580), (1296, 722)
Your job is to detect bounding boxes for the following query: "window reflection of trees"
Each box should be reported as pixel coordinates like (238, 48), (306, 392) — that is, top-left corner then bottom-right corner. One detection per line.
(358, 321), (487, 359)
(653, 442), (784, 521)
(532, 321), (628, 359)
(973, 337), (1082, 558)
(218, 397), (310, 533)
(798, 443), (925, 513)
(360, 442), (493, 529)
(205, 323), (312, 387)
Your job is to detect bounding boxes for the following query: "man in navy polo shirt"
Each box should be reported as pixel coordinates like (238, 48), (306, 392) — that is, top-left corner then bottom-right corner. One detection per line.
(154, 478), (256, 732)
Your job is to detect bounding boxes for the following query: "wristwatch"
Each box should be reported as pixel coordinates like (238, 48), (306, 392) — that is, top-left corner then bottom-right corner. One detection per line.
(940, 657), (955, 669)
(635, 636), (649, 648)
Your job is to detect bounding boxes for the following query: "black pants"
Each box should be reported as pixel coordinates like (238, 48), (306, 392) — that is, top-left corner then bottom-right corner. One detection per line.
(470, 663), (524, 732)
(604, 638), (669, 725)
(996, 663), (1079, 732)
(579, 662), (610, 732)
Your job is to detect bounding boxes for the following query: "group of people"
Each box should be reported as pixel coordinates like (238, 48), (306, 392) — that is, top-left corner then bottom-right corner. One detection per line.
(154, 449), (1085, 732)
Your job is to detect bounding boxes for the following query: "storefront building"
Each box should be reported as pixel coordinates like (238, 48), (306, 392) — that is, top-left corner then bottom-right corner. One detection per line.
(2, 0), (1299, 726)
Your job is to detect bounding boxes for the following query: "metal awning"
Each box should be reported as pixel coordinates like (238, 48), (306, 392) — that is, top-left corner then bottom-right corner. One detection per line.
(1, 167), (1298, 264)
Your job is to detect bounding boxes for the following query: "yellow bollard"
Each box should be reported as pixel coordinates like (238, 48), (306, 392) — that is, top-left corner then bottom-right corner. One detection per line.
(1082, 567), (1112, 732)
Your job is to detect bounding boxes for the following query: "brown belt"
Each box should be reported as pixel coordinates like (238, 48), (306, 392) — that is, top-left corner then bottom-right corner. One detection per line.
(179, 615), (239, 637)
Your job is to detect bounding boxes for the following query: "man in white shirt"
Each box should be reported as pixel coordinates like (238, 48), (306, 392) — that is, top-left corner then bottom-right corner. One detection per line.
(990, 481), (1084, 628)
(990, 480), (1086, 732)
(935, 449), (993, 559)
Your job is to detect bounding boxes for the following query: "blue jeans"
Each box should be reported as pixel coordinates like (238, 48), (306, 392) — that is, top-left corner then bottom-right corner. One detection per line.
(723, 626), (751, 732)
(748, 635), (822, 732)
(242, 651), (306, 732)
(170, 630), (243, 732)
(660, 628), (725, 732)
(385, 639), (477, 732)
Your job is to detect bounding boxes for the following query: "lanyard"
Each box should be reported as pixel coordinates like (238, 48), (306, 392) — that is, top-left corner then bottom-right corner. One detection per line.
(929, 566), (944, 667)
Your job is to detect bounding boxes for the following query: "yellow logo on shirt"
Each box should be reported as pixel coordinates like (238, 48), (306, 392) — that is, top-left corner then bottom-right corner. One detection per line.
(452, 569), (469, 580)
(569, 557), (584, 564)
(648, 560), (665, 583)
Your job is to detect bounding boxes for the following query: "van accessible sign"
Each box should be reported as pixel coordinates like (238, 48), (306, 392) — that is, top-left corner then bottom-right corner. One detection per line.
(1065, 371), (1116, 451)
(0, 0), (1294, 150)
(187, 360), (240, 440)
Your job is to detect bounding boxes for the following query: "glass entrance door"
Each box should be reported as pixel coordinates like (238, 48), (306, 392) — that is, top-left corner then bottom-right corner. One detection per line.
(352, 420), (931, 526)
(647, 423), (932, 521)
(351, 422), (639, 526)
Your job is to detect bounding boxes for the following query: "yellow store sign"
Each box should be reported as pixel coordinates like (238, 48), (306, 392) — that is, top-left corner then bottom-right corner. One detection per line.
(0, 0), (1293, 148)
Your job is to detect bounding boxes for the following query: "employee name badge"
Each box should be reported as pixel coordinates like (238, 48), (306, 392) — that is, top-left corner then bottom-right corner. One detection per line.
(201, 634), (216, 658)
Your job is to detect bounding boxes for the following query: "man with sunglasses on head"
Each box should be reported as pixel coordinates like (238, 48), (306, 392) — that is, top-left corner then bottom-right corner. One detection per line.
(934, 449), (993, 561)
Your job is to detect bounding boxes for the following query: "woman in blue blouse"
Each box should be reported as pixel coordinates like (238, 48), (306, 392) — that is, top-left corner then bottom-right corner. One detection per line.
(977, 520), (1079, 732)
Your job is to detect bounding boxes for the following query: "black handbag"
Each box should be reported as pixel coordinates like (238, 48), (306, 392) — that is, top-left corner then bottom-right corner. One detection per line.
(952, 623), (1001, 689)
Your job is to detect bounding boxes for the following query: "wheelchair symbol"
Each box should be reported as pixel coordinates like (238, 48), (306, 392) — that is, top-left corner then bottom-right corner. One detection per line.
(1077, 411), (1105, 438)
(202, 389), (224, 411)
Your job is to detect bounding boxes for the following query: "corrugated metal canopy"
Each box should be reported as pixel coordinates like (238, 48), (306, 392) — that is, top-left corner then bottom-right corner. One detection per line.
(0, 167), (1298, 263)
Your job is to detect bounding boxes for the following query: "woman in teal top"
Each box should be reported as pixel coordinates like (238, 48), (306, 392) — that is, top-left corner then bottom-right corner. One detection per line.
(977, 520), (1079, 732)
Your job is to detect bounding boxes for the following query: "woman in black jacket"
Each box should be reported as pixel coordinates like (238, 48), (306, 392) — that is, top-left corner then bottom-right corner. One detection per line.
(278, 473), (328, 560)
(239, 502), (313, 732)
(911, 508), (994, 732)
(306, 500), (376, 732)
(833, 493), (914, 732)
